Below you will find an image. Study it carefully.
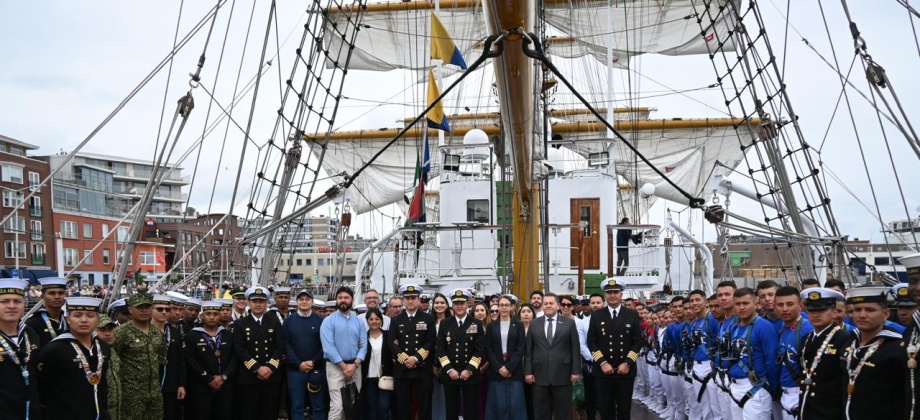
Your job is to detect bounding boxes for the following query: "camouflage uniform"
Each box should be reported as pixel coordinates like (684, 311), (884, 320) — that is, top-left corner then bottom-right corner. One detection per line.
(112, 322), (167, 420)
(107, 349), (123, 420)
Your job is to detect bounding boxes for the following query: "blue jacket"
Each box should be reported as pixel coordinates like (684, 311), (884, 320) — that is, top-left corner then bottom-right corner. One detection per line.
(776, 317), (813, 388)
(283, 310), (325, 370)
(728, 315), (779, 391)
(691, 313), (721, 362)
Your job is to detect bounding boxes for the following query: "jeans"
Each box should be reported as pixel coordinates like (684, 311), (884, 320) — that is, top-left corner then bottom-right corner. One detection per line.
(288, 370), (329, 420)
(484, 380), (525, 420)
(362, 377), (392, 420)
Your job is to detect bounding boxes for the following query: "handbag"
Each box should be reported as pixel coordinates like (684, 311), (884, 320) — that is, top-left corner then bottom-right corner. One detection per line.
(377, 375), (394, 390)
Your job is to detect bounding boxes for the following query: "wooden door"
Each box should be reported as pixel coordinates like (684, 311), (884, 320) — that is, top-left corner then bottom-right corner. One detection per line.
(570, 198), (600, 269)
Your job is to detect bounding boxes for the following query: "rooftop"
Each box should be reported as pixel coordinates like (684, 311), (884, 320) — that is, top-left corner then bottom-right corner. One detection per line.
(0, 134), (40, 151)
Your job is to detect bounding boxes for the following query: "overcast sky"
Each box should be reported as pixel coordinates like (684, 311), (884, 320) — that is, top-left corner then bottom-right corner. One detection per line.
(1, 0), (917, 246)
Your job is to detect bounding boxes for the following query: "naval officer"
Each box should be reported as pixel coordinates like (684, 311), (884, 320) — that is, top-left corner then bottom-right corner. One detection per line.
(797, 287), (849, 419)
(437, 289), (485, 420)
(232, 286), (285, 420)
(388, 284), (437, 420)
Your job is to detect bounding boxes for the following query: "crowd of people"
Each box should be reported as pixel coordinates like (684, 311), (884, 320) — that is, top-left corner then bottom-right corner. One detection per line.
(2, 269), (920, 420)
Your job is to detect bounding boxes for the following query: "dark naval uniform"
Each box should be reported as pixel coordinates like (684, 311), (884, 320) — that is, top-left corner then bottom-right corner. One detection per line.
(842, 328), (907, 419)
(183, 326), (237, 420)
(0, 325), (42, 420)
(37, 334), (112, 419)
(587, 279), (643, 420)
(24, 309), (68, 347)
(905, 311), (920, 420)
(232, 312), (285, 420)
(388, 287), (437, 420)
(797, 324), (851, 419)
(161, 324), (186, 420)
(436, 314), (484, 420)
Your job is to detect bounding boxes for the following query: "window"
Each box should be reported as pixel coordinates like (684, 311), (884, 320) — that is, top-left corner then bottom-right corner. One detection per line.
(8, 146), (23, 156)
(2, 190), (22, 208)
(87, 273), (95, 284)
(874, 257), (891, 265)
(466, 199), (490, 223)
(83, 223), (93, 239)
(101, 224), (110, 238)
(3, 215), (24, 233)
(140, 251), (156, 265)
(4, 241), (25, 259)
(318, 259), (324, 266)
(30, 220), (42, 240)
(580, 205), (592, 237)
(305, 258), (312, 266)
(31, 243), (45, 265)
(1, 165), (23, 184)
(28, 196), (41, 217)
(29, 172), (41, 192)
(61, 220), (78, 238)
(102, 274), (110, 285)
(63, 248), (78, 266)
(83, 249), (94, 264)
(296, 259), (302, 266)
(102, 249), (111, 265)
(117, 226), (129, 242)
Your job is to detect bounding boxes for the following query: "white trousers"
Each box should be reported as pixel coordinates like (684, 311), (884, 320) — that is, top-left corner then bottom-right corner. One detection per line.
(715, 373), (735, 420)
(666, 360), (688, 420)
(692, 362), (723, 420)
(635, 356), (650, 397)
(774, 387), (799, 420)
(728, 378), (772, 420)
(326, 361), (363, 420)
(683, 370), (696, 418)
(647, 361), (666, 406)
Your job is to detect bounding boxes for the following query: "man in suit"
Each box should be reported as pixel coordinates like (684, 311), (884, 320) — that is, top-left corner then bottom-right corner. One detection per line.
(587, 279), (643, 420)
(388, 284), (437, 420)
(797, 287), (849, 419)
(436, 289), (485, 420)
(525, 292), (581, 420)
(232, 286), (285, 420)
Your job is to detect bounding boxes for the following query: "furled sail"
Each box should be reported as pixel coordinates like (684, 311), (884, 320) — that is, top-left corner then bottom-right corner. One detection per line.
(323, 0), (738, 71)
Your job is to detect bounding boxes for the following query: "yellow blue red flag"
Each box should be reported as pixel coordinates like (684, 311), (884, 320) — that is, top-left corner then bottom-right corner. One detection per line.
(430, 11), (467, 69)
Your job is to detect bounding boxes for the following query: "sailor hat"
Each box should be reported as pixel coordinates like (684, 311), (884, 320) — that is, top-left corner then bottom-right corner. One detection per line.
(106, 298), (128, 313)
(273, 286), (292, 296)
(890, 284), (917, 308)
(801, 287), (845, 310)
(216, 299), (234, 308)
(355, 303), (368, 313)
(313, 299), (327, 308)
(38, 277), (68, 290)
(185, 298), (203, 309)
(847, 286), (890, 305)
(0, 279), (28, 296)
(170, 296), (187, 306)
(296, 289), (314, 299)
(245, 287), (271, 300)
(600, 278), (627, 291)
(152, 294), (172, 305)
(66, 297), (103, 312)
(201, 301), (222, 311)
(450, 288), (472, 303)
(398, 284), (423, 297)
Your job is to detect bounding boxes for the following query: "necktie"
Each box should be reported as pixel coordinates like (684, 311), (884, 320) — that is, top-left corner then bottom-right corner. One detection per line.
(257, 318), (261, 326)
(612, 309), (618, 320)
(547, 318), (555, 342)
(458, 319), (463, 328)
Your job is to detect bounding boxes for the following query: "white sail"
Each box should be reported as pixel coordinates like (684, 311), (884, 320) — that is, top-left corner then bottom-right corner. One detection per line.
(324, 0), (737, 71)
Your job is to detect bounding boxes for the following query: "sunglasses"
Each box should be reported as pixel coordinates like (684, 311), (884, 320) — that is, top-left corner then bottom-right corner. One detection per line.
(153, 307), (170, 312)
(560, 303), (573, 308)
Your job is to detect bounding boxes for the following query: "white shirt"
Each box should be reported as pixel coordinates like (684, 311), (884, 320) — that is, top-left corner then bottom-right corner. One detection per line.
(608, 304), (622, 319)
(456, 316), (467, 327)
(368, 333), (383, 378)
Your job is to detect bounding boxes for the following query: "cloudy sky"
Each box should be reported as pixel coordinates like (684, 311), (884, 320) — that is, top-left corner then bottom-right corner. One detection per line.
(1, 0), (917, 246)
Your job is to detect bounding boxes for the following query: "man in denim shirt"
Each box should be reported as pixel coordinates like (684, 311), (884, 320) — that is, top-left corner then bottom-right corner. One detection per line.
(320, 286), (367, 419)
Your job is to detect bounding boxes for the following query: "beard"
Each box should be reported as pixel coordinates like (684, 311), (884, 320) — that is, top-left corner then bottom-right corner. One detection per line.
(338, 302), (351, 312)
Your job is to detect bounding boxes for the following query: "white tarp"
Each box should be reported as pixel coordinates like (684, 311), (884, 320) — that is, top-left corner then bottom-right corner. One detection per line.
(324, 0), (738, 71)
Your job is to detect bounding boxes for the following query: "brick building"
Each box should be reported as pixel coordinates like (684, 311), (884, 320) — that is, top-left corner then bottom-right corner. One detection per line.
(0, 135), (56, 279)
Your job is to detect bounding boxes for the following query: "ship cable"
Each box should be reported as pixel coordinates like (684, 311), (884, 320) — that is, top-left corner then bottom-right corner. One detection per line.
(516, 30), (706, 209)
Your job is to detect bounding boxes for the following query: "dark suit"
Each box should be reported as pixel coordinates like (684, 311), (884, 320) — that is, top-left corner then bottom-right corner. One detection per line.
(183, 327), (237, 420)
(904, 314), (920, 420)
(388, 310), (437, 420)
(232, 313), (285, 420)
(524, 315), (580, 420)
(797, 324), (850, 419)
(436, 316), (485, 420)
(842, 330), (907, 420)
(161, 324), (187, 420)
(484, 318), (525, 381)
(587, 306), (643, 420)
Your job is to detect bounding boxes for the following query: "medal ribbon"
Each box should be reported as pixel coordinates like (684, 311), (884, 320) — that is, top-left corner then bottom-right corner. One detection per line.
(0, 331), (31, 420)
(161, 327), (171, 390)
(70, 339), (104, 420)
(802, 325), (840, 388)
(41, 312), (62, 339)
(909, 328), (920, 420)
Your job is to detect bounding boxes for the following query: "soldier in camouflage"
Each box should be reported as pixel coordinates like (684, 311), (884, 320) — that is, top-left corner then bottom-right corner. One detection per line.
(111, 293), (167, 420)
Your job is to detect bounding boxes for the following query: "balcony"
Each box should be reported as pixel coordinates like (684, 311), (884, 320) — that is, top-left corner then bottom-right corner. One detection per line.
(31, 255), (45, 265)
(31, 230), (42, 241)
(113, 169), (190, 185)
(29, 206), (42, 217)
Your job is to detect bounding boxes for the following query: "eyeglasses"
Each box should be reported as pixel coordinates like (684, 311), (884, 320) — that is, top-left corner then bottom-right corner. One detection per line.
(390, 305), (403, 309)
(498, 303), (512, 308)
(560, 303), (573, 308)
(153, 307), (169, 312)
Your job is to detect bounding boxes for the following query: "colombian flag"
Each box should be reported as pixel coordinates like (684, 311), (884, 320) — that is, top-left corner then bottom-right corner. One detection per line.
(430, 11), (467, 69)
(426, 69), (450, 132)
(407, 134), (431, 225)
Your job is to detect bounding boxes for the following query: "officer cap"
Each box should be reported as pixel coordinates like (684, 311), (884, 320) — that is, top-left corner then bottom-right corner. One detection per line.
(847, 286), (890, 305)
(246, 286), (271, 300)
(231, 285), (248, 298)
(66, 297), (102, 312)
(890, 284), (917, 308)
(600, 278), (627, 292)
(800, 287), (844, 310)
(398, 284), (424, 297)
(420, 294), (431, 303)
(450, 288), (472, 303)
